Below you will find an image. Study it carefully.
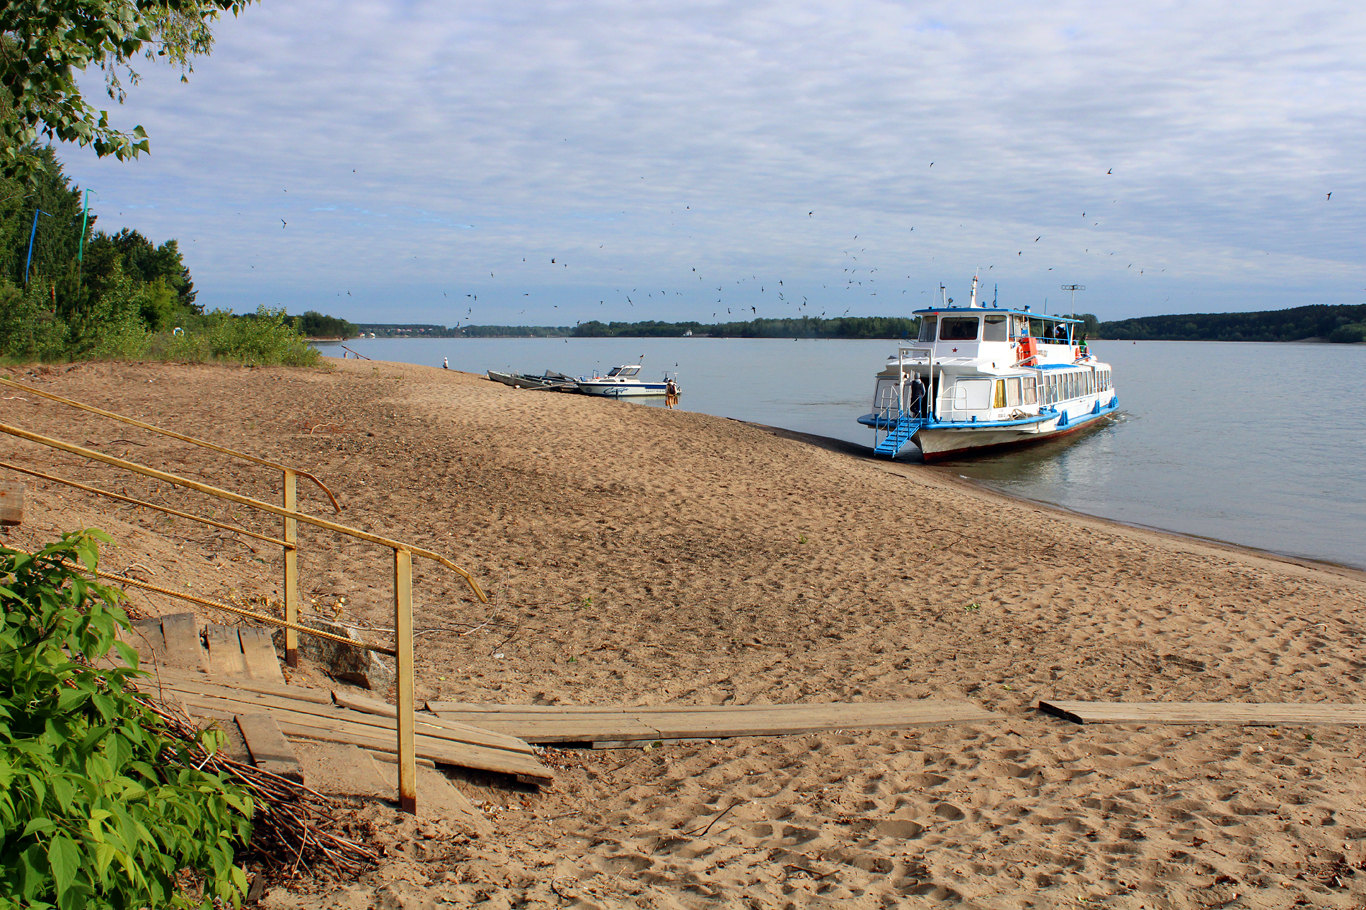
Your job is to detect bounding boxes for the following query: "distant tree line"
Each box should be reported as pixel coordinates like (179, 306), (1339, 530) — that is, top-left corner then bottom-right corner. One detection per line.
(427, 316), (924, 339)
(293, 311), (356, 338)
(1099, 304), (1366, 343)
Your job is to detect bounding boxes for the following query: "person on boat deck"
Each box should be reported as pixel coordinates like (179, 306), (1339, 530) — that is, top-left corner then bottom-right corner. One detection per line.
(907, 373), (926, 416)
(1053, 323), (1068, 341)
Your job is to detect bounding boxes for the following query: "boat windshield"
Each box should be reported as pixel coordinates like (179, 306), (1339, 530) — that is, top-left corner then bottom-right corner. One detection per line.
(983, 314), (1008, 341)
(939, 317), (980, 341)
(918, 316), (937, 342)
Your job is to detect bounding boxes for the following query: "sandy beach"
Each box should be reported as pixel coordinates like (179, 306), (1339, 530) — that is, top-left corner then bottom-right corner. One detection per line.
(4, 358), (1366, 909)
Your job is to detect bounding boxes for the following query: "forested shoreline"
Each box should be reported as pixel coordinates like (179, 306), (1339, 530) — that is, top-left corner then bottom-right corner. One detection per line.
(351, 304), (1365, 342)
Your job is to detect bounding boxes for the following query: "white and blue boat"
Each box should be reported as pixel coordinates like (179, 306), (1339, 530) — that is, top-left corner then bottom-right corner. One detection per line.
(858, 277), (1118, 461)
(576, 364), (677, 398)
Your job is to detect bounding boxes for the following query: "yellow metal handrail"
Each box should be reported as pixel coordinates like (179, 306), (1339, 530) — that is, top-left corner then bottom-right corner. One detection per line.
(1, 375), (338, 666)
(1, 402), (488, 814)
(0, 376), (340, 510)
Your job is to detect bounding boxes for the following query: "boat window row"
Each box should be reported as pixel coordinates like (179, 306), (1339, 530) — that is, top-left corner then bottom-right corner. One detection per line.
(917, 313), (1078, 344)
(1040, 368), (1110, 405)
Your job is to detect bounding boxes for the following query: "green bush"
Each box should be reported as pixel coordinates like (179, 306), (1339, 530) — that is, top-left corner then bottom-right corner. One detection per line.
(0, 282), (70, 363)
(145, 306), (319, 366)
(1328, 322), (1366, 344)
(0, 531), (253, 909)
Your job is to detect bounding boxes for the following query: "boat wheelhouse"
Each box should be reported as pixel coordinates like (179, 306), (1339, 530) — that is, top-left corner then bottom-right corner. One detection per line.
(857, 277), (1118, 461)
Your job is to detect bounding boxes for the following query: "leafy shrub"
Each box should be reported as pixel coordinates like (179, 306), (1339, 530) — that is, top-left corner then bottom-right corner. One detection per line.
(1328, 322), (1366, 344)
(0, 281), (70, 363)
(0, 531), (253, 909)
(147, 306), (319, 366)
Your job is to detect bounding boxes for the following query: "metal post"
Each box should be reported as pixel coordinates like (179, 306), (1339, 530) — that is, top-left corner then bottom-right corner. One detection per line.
(394, 548), (417, 814)
(24, 209), (49, 285)
(282, 469), (300, 667)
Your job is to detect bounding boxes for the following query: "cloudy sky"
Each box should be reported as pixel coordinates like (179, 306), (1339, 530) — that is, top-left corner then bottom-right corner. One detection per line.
(62, 0), (1364, 327)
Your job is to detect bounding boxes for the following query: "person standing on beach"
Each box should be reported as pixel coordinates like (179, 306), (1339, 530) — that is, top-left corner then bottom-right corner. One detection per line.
(442, 357), (448, 369)
(665, 378), (679, 409)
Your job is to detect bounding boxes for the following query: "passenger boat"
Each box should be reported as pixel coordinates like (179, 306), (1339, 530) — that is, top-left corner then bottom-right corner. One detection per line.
(857, 277), (1118, 461)
(576, 364), (678, 398)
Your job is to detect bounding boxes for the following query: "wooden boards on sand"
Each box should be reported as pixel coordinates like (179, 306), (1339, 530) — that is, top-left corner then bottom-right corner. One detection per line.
(1040, 699), (1366, 727)
(425, 700), (998, 747)
(135, 668), (554, 785)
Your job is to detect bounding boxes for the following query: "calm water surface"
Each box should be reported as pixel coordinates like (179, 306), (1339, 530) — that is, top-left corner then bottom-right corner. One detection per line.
(320, 337), (1366, 570)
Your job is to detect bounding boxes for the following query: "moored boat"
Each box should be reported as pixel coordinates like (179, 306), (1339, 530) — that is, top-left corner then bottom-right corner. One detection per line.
(487, 369), (578, 391)
(857, 277), (1118, 461)
(576, 364), (678, 398)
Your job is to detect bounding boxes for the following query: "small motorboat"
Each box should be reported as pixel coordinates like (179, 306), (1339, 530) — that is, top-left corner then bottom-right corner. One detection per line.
(575, 364), (678, 398)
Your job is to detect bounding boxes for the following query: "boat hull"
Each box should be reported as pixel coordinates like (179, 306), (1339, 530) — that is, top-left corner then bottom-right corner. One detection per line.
(915, 404), (1116, 461)
(576, 381), (670, 397)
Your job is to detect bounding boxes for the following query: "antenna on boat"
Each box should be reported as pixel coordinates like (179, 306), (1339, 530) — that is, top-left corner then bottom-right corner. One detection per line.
(969, 274), (980, 308)
(993, 284), (998, 308)
(1060, 284), (1085, 320)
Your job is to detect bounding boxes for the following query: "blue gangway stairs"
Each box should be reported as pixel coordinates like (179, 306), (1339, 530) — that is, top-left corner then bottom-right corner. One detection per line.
(873, 417), (926, 458)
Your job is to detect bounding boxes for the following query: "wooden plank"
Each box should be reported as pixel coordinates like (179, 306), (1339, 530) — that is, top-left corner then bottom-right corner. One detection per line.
(205, 625), (249, 677)
(0, 480), (23, 526)
(180, 697), (552, 782)
(335, 690), (399, 717)
(138, 666), (334, 705)
(235, 713), (304, 782)
(159, 613), (206, 672)
(1040, 700), (1366, 727)
(142, 675), (536, 754)
(125, 617), (168, 669)
(238, 628), (285, 683)
(428, 700), (996, 744)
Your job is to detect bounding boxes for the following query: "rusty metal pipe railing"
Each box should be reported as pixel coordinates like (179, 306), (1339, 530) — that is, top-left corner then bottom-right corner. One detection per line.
(87, 566), (398, 657)
(1, 416), (488, 814)
(0, 460), (292, 550)
(0, 423), (488, 603)
(0, 376), (340, 511)
(0, 375), (341, 667)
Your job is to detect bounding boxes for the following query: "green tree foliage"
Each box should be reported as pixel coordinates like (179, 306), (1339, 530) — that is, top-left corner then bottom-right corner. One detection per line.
(0, 531), (253, 909)
(293, 310), (356, 338)
(1100, 304), (1366, 343)
(0, 1), (253, 177)
(0, 148), (317, 365)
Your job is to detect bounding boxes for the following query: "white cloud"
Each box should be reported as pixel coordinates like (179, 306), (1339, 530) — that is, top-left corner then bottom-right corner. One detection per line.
(62, 0), (1366, 324)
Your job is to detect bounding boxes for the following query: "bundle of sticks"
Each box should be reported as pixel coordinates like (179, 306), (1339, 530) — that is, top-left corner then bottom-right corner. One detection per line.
(137, 695), (381, 879)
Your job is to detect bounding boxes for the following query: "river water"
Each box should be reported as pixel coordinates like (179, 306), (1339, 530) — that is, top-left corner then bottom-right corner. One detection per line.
(318, 337), (1366, 570)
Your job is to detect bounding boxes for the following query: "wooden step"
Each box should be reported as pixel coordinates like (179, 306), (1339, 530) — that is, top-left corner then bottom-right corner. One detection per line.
(235, 713), (304, 782)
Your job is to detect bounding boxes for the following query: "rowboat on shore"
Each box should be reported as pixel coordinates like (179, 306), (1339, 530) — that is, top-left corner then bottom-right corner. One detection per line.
(575, 364), (678, 398)
(857, 277), (1118, 461)
(487, 369), (578, 391)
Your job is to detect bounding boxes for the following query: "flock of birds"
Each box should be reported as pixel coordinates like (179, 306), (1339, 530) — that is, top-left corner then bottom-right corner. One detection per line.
(245, 166), (1336, 326)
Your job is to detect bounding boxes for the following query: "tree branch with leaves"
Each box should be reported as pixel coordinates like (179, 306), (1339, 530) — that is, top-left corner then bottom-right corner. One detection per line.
(0, 1), (252, 178)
